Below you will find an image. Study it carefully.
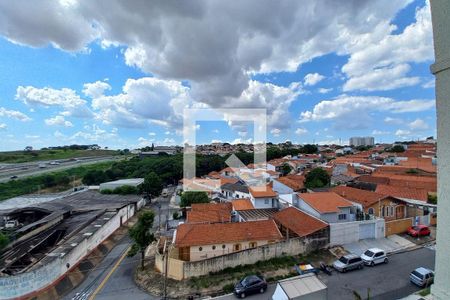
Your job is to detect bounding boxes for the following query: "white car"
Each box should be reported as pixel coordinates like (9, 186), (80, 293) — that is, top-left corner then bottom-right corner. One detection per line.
(360, 248), (388, 266)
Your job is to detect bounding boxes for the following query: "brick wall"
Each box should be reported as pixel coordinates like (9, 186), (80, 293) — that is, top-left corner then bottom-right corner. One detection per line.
(385, 218), (413, 236)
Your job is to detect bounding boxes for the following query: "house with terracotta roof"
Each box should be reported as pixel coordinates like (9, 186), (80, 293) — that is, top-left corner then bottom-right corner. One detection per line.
(296, 192), (357, 223)
(174, 220), (283, 261)
(273, 174), (306, 205)
(248, 185), (278, 209)
(231, 198), (255, 211)
(186, 202), (232, 224)
(332, 186), (408, 221)
(220, 181), (250, 199)
(273, 207), (329, 242)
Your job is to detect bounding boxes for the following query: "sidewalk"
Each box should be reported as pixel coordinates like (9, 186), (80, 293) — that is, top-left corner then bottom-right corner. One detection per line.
(343, 234), (416, 255)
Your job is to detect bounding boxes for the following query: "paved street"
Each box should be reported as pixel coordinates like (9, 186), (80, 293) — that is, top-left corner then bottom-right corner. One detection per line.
(214, 247), (435, 300)
(64, 187), (176, 300)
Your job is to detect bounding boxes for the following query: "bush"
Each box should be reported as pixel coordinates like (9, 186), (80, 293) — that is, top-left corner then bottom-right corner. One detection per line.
(172, 211), (180, 220)
(100, 189), (113, 194)
(222, 283), (234, 293)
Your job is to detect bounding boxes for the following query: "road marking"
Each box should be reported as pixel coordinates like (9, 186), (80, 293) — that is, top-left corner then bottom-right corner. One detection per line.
(88, 245), (131, 300)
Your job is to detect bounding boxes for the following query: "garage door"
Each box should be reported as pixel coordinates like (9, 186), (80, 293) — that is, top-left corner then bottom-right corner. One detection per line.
(359, 223), (375, 240)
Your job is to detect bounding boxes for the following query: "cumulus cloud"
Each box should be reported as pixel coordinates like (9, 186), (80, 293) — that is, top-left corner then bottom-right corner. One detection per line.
(409, 118), (429, 130)
(372, 130), (390, 135)
(270, 128), (281, 137)
(15, 86), (93, 118)
(395, 129), (412, 136)
(0, 123), (6, 129)
(304, 73), (325, 86)
(318, 88), (332, 94)
(342, 3), (433, 91)
(295, 128), (308, 135)
(44, 115), (73, 127)
(299, 95), (434, 130)
(83, 81), (111, 98)
(0, 0), (415, 101)
(0, 107), (31, 121)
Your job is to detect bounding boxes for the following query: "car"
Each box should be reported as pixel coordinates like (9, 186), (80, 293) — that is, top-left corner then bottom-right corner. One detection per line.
(410, 267), (434, 287)
(332, 254), (364, 273)
(360, 248), (388, 266)
(234, 275), (267, 298)
(407, 225), (431, 237)
(10, 175), (18, 179)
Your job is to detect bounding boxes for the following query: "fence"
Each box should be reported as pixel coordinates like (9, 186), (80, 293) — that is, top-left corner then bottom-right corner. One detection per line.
(155, 236), (328, 280)
(385, 218), (413, 236)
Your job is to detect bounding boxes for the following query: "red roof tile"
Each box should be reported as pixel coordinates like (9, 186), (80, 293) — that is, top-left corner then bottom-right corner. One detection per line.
(175, 220), (283, 247)
(332, 186), (387, 208)
(231, 198), (255, 211)
(273, 207), (328, 237)
(249, 185), (277, 198)
(186, 210), (231, 223)
(299, 192), (354, 213)
(375, 184), (429, 202)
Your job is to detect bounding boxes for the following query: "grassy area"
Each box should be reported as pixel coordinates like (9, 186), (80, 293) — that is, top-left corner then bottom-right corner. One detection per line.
(0, 161), (114, 201)
(418, 287), (431, 296)
(0, 149), (119, 163)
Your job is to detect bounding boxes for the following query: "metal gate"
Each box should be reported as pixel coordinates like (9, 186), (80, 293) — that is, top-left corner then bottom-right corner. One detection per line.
(359, 222), (375, 240)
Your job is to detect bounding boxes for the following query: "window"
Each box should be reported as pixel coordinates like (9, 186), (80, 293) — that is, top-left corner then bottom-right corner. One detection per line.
(199, 247), (203, 251)
(249, 242), (257, 248)
(233, 244), (241, 251)
(368, 208), (374, 215)
(338, 214), (347, 220)
(264, 199), (269, 204)
(212, 245), (216, 250)
(222, 244), (226, 249)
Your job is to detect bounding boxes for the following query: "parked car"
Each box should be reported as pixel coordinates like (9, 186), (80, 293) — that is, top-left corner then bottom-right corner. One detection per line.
(360, 248), (388, 266)
(332, 254), (364, 273)
(234, 275), (267, 298)
(407, 225), (431, 237)
(10, 175), (18, 179)
(410, 267), (434, 287)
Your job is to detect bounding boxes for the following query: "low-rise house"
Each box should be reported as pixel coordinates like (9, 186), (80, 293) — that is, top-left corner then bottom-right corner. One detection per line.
(332, 186), (408, 221)
(296, 192), (356, 223)
(231, 198), (255, 211)
(186, 202), (232, 224)
(221, 182), (250, 199)
(274, 174), (306, 205)
(273, 207), (329, 241)
(174, 220), (283, 261)
(249, 185), (278, 208)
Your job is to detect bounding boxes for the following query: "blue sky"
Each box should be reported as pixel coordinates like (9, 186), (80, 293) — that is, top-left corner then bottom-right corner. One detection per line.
(0, 0), (436, 150)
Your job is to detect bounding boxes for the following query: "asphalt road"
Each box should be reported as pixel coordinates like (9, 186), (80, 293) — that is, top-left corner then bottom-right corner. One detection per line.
(215, 247), (435, 300)
(0, 156), (119, 183)
(64, 187), (175, 300)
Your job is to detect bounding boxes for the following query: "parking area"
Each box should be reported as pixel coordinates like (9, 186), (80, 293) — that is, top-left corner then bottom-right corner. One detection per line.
(343, 235), (416, 256)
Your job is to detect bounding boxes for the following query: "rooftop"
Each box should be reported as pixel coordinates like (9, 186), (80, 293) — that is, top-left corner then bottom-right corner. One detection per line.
(273, 207), (328, 237)
(332, 186), (387, 208)
(249, 185), (277, 198)
(375, 184), (429, 202)
(298, 192), (354, 213)
(237, 208), (279, 221)
(231, 198), (255, 211)
(174, 219), (283, 247)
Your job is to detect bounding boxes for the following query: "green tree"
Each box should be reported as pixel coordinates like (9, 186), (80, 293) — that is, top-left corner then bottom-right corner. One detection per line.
(142, 172), (163, 198)
(388, 145), (405, 153)
(281, 163), (292, 176)
(0, 233), (9, 251)
(180, 191), (209, 207)
(301, 144), (318, 154)
(305, 168), (330, 188)
(129, 211), (155, 269)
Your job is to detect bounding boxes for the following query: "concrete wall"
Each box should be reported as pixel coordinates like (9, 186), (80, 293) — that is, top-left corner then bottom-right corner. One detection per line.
(329, 219), (385, 246)
(251, 196), (276, 209)
(385, 218), (413, 236)
(272, 180), (294, 195)
(156, 236), (328, 280)
(0, 203), (138, 300)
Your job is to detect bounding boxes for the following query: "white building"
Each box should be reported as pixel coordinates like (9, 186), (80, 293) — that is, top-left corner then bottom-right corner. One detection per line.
(349, 136), (375, 147)
(99, 178), (144, 191)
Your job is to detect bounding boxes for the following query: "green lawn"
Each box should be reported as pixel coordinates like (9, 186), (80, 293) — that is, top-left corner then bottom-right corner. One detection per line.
(0, 161), (114, 201)
(0, 149), (119, 163)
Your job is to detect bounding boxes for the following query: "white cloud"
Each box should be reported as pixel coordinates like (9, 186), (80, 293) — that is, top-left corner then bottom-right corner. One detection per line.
(0, 107), (31, 121)
(25, 134), (40, 139)
(148, 132), (156, 136)
(212, 129), (219, 134)
(409, 118), (429, 130)
(304, 73), (325, 86)
(231, 138), (252, 145)
(342, 3), (433, 92)
(238, 131), (248, 137)
(211, 139), (222, 143)
(82, 81), (111, 98)
(15, 86), (92, 118)
(372, 130), (390, 135)
(422, 79), (435, 89)
(295, 128), (308, 135)
(384, 117), (404, 125)
(44, 115), (73, 127)
(318, 88), (332, 94)
(270, 128), (281, 137)
(0, 123), (6, 129)
(395, 129), (411, 136)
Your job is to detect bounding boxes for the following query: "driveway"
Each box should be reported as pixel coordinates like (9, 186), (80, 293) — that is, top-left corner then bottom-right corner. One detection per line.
(343, 235), (416, 256)
(213, 247), (435, 300)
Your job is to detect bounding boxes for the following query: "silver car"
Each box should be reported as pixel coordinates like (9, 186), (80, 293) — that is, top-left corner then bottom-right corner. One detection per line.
(410, 267), (434, 287)
(333, 254), (364, 273)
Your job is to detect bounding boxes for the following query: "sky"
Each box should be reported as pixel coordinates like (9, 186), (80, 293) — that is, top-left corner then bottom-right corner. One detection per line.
(0, 0), (437, 150)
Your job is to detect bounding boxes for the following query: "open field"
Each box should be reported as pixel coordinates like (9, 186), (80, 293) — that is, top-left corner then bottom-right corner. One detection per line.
(0, 161), (114, 201)
(0, 149), (120, 163)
